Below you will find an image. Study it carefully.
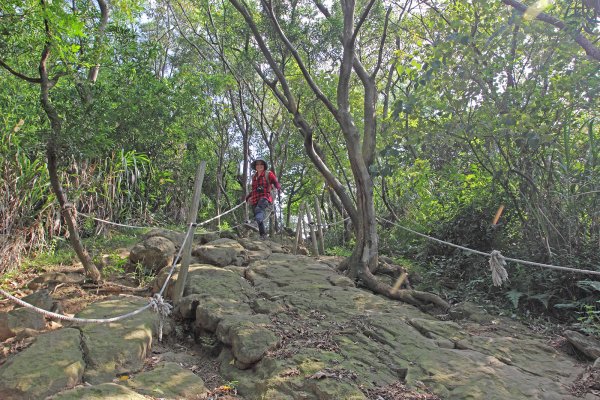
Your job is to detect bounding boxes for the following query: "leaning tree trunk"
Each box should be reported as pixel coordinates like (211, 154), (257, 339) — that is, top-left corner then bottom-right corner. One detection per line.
(46, 144), (101, 282)
(40, 40), (101, 282)
(228, 0), (447, 309)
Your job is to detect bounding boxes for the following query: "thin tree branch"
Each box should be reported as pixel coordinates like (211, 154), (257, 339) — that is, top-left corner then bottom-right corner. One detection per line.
(502, 0), (600, 62)
(372, 6), (392, 78)
(312, 0), (331, 17)
(352, 0), (378, 44)
(261, 0), (340, 121)
(168, 2), (209, 60)
(0, 59), (42, 83)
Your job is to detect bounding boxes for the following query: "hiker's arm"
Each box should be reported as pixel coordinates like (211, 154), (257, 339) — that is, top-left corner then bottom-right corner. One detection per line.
(270, 171), (281, 191)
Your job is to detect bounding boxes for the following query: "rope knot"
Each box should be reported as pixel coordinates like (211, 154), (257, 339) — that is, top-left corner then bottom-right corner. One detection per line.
(489, 250), (509, 286)
(150, 294), (173, 317)
(149, 294), (173, 342)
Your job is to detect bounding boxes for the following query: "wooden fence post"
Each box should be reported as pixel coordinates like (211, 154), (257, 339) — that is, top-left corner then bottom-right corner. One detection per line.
(294, 204), (304, 255)
(314, 196), (325, 254)
(305, 204), (319, 256)
(172, 161), (206, 305)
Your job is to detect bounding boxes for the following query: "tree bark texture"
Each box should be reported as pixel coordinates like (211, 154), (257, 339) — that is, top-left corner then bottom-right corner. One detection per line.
(39, 13), (101, 282)
(228, 0), (446, 308)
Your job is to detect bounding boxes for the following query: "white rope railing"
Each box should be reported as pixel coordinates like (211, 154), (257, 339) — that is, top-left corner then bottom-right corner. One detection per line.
(0, 221), (198, 335)
(194, 201), (245, 228)
(77, 213), (155, 230)
(79, 201), (246, 232)
(377, 217), (600, 285)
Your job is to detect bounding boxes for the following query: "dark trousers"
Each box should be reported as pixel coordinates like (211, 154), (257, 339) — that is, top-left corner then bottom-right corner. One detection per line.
(253, 198), (270, 235)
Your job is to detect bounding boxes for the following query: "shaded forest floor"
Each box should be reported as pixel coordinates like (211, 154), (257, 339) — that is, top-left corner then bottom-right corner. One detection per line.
(1, 235), (599, 399)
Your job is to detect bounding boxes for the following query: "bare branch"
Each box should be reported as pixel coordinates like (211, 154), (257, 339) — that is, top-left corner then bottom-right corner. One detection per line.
(352, 0), (378, 44)
(372, 7), (392, 77)
(0, 59), (42, 83)
(502, 0), (600, 62)
(261, 0), (340, 121)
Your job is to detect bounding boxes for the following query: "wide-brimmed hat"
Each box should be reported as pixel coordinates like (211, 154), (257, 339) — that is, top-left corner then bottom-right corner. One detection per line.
(251, 158), (268, 170)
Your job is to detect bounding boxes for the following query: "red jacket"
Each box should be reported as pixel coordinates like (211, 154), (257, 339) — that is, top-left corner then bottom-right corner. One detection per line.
(246, 170), (281, 206)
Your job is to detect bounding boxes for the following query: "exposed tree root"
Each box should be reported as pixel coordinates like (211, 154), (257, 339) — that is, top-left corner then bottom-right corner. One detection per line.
(336, 257), (349, 273)
(337, 254), (448, 309)
(358, 267), (449, 310)
(80, 282), (150, 294)
(375, 257), (413, 289)
(362, 273), (449, 310)
(328, 251), (448, 309)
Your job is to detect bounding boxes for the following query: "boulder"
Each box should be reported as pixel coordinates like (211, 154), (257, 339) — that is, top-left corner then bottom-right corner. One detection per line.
(19, 289), (58, 311)
(75, 297), (158, 384)
(195, 231), (220, 244)
(195, 297), (253, 332)
(125, 361), (209, 398)
(230, 323), (280, 366)
(192, 238), (247, 267)
(0, 328), (84, 399)
(143, 228), (186, 246)
(564, 330), (600, 360)
(128, 236), (176, 274)
(0, 307), (46, 341)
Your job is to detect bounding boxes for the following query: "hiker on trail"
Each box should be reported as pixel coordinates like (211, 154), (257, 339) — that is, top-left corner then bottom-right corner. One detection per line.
(245, 158), (281, 240)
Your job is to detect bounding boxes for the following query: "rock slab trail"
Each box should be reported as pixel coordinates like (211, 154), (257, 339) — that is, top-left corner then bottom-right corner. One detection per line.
(0, 236), (597, 399)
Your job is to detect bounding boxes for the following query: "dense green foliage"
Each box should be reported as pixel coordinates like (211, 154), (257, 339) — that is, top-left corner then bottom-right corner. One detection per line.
(1, 0), (598, 329)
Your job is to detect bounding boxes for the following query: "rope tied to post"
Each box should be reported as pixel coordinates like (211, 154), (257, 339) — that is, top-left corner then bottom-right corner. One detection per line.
(489, 250), (509, 286)
(149, 293), (173, 342)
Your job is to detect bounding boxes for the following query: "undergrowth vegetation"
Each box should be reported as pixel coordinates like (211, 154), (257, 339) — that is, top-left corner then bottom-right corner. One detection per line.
(1, 0), (598, 339)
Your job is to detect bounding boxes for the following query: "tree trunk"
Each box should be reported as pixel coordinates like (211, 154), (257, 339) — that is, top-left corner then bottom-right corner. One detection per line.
(337, 128), (379, 278)
(228, 0), (447, 309)
(46, 145), (101, 282)
(87, 0), (109, 83)
(39, 34), (101, 282)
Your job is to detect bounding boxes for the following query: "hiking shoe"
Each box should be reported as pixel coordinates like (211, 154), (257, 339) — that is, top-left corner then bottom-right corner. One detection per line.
(244, 220), (259, 232)
(259, 234), (268, 241)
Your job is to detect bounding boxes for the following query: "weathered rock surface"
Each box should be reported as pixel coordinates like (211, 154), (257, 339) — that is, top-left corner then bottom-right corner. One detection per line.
(0, 295), (163, 399)
(0, 328), (84, 400)
(75, 297), (158, 384)
(194, 252), (588, 399)
(49, 382), (149, 399)
(0, 307), (46, 341)
(1, 236), (597, 400)
(123, 361), (209, 398)
(564, 330), (600, 360)
(129, 236), (176, 273)
(0, 290), (64, 341)
(192, 238), (247, 267)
